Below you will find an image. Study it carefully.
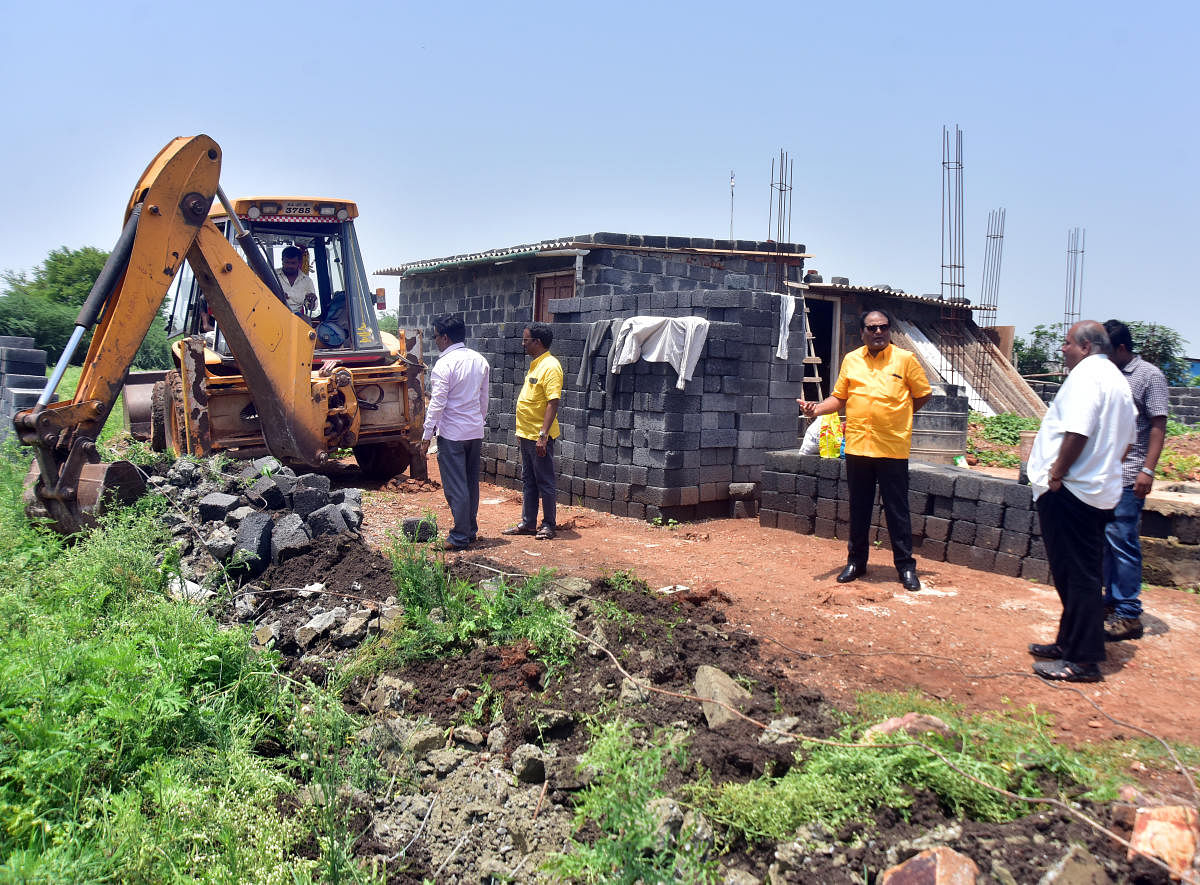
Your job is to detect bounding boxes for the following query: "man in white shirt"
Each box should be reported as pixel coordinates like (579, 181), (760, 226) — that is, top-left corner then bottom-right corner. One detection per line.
(275, 245), (316, 316)
(1026, 320), (1136, 682)
(422, 313), (491, 551)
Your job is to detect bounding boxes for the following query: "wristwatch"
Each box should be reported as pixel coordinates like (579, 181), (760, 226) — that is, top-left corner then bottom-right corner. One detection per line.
(1140, 467), (1155, 478)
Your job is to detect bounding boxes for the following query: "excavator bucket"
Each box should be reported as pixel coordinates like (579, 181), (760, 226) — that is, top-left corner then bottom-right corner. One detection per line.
(23, 460), (147, 537)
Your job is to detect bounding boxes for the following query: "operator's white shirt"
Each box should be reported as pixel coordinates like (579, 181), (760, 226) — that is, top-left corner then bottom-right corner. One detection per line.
(1028, 354), (1135, 509)
(275, 269), (316, 314)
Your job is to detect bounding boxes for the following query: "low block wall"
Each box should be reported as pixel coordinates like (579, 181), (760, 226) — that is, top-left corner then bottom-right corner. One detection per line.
(757, 452), (1051, 582)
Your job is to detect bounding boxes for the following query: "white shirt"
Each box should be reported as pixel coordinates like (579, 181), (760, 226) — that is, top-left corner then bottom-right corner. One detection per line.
(275, 268), (316, 314)
(422, 342), (490, 441)
(1028, 354), (1136, 509)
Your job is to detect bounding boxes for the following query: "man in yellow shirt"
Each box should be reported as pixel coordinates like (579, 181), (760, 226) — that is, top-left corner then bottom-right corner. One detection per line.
(799, 308), (932, 589)
(502, 323), (563, 541)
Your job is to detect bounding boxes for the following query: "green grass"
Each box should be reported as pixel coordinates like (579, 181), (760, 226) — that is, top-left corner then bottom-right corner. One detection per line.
(336, 539), (577, 689)
(692, 691), (1125, 845)
(970, 411), (1042, 446)
(547, 718), (718, 884)
(0, 442), (380, 883)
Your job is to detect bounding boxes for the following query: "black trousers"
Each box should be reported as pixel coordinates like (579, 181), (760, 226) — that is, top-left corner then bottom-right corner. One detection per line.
(518, 437), (557, 529)
(1036, 486), (1111, 664)
(845, 454), (915, 572)
(437, 436), (481, 547)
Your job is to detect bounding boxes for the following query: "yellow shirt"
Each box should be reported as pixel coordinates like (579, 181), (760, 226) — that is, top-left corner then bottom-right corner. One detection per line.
(516, 351), (563, 440)
(832, 344), (931, 459)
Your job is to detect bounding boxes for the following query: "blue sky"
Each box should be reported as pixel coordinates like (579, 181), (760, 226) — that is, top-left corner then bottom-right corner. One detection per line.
(2, 1), (1196, 352)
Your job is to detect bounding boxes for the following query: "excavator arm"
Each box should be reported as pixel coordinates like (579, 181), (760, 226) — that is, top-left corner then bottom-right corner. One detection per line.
(13, 134), (346, 534)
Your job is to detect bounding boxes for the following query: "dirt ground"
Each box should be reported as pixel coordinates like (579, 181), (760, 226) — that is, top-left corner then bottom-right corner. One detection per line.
(354, 459), (1200, 759)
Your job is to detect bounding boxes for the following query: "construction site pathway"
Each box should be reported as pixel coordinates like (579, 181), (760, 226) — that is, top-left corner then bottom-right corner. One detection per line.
(354, 460), (1200, 762)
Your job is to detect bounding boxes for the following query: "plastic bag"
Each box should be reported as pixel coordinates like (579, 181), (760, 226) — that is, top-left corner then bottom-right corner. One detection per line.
(817, 414), (844, 459)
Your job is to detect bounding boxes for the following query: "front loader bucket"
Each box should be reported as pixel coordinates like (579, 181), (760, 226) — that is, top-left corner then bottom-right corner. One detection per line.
(24, 460), (147, 536)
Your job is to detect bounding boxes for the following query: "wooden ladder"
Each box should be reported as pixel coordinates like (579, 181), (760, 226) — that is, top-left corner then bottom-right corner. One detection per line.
(785, 281), (824, 401)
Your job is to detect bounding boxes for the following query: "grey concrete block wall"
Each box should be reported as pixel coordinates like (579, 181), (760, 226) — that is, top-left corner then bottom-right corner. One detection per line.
(757, 453), (1051, 581)
(393, 233), (804, 333)
(450, 309), (807, 522)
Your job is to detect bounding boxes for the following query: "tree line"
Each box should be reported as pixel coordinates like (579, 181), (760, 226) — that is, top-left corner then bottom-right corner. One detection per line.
(1013, 321), (1195, 385)
(1, 246), (172, 369)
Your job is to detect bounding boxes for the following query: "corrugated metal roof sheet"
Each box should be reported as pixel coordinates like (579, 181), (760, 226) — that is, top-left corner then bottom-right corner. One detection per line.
(806, 281), (975, 311)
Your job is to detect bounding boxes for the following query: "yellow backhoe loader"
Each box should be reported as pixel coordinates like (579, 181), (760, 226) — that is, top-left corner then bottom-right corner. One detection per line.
(12, 134), (426, 534)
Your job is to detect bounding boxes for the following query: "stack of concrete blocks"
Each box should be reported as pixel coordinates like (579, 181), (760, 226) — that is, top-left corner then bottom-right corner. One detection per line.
(1030, 380), (1200, 426)
(757, 452), (1051, 582)
(467, 299), (805, 522)
(0, 337), (51, 443)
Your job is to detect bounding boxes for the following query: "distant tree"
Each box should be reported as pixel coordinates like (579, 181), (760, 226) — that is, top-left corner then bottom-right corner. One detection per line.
(1012, 323), (1064, 376)
(1125, 321), (1190, 386)
(1, 246), (172, 368)
(378, 313), (399, 335)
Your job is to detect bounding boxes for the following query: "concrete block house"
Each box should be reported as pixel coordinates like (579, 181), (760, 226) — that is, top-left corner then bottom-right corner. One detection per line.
(381, 233), (1040, 523)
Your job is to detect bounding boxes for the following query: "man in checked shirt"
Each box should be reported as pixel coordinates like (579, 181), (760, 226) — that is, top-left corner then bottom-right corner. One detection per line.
(1101, 320), (1170, 642)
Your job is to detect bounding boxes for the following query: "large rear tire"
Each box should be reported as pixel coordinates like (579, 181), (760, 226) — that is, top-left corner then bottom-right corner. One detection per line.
(354, 442), (412, 480)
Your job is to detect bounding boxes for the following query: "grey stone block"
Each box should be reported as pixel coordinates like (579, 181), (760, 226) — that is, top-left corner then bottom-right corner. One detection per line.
(233, 512), (272, 575)
(402, 516), (438, 542)
(1003, 507), (1034, 533)
(993, 552), (1022, 577)
(969, 547), (996, 571)
(974, 525), (1001, 550)
(946, 542), (973, 566)
(308, 503), (349, 537)
(248, 475), (287, 510)
(924, 516), (951, 541)
(950, 521), (976, 545)
(999, 531), (1029, 557)
(297, 473), (332, 494)
(251, 456), (283, 476)
(198, 491), (241, 523)
(951, 498), (976, 521)
(1003, 483), (1034, 509)
(977, 478), (1008, 504)
(975, 502), (1005, 528)
(293, 485), (331, 519)
(919, 538), (947, 561)
(1021, 559), (1050, 583)
(271, 513), (311, 562)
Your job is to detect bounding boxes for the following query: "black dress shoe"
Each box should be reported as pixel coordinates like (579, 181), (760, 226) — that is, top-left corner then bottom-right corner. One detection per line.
(898, 568), (921, 591)
(836, 563), (864, 583)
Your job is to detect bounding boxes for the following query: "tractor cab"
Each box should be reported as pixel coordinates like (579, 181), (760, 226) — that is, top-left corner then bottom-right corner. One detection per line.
(165, 196), (392, 366)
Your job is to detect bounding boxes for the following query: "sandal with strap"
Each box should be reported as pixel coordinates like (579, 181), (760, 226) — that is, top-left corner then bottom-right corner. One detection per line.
(1032, 659), (1102, 682)
(1028, 642), (1063, 659)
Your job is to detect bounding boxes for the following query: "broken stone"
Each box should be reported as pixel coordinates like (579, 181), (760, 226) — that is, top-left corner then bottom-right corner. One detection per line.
(295, 607), (347, 649)
(226, 505), (256, 525)
(167, 459), (199, 486)
(197, 491), (240, 523)
(404, 726), (445, 757)
(298, 582), (325, 597)
(427, 748), (467, 776)
(728, 482), (759, 500)
(648, 797), (684, 850)
(332, 487), (362, 508)
(878, 846), (979, 884)
(378, 604), (402, 633)
(252, 622), (278, 647)
(486, 726), (507, 753)
(167, 575), (215, 604)
(865, 712), (959, 746)
(760, 716), (800, 746)
(619, 676), (650, 704)
(401, 516), (438, 543)
(307, 503), (348, 537)
(247, 475), (286, 510)
(544, 755), (597, 791)
(453, 726), (484, 747)
(1039, 843), (1107, 884)
(693, 664), (752, 729)
(1128, 804), (1199, 879)
(270, 512), (311, 563)
(359, 675), (416, 712)
(333, 611), (372, 647)
(203, 524), (237, 562)
(511, 744), (545, 783)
